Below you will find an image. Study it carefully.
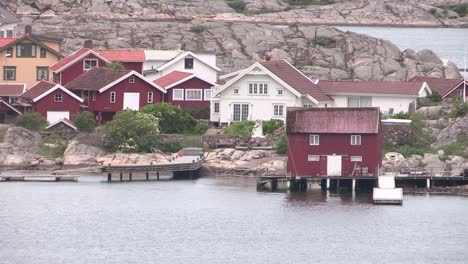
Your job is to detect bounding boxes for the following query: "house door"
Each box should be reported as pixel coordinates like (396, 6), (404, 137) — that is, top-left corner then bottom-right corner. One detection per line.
(327, 155), (342, 176)
(123, 92), (140, 110)
(232, 103), (249, 121)
(47, 111), (70, 124)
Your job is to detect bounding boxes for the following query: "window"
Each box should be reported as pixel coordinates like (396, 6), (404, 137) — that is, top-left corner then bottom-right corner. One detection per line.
(16, 44), (36, 57)
(350, 156), (363, 162)
(233, 88), (239, 94)
(3, 66), (16, 80)
(204, 89), (212, 101)
(173, 89), (184, 101)
(249, 83), (268, 95)
(84, 59), (98, 70)
(40, 48), (47, 58)
(6, 30), (13, 38)
(184, 58), (194, 69)
(6, 48), (13, 57)
(110, 92), (116, 103)
(147, 92), (153, 103)
(309, 134), (319, 145)
(308, 155), (320, 161)
(129, 76), (135, 83)
(37, 67), (49, 81)
(273, 104), (284, 117)
(351, 135), (361, 145)
(214, 102), (220, 113)
(186, 89), (202, 101)
(347, 96), (372, 107)
(92, 91), (96, 101)
(233, 103), (249, 121)
(54, 93), (63, 102)
(277, 89), (284, 95)
(9, 97), (19, 104)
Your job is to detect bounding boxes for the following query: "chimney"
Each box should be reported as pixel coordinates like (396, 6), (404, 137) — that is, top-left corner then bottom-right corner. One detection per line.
(25, 25), (32, 36)
(84, 40), (93, 49)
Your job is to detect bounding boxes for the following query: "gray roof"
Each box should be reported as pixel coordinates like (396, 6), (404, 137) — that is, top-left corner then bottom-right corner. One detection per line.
(0, 7), (21, 25)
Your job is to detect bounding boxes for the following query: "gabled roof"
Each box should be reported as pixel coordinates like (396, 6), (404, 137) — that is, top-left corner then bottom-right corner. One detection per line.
(0, 98), (21, 115)
(46, 118), (78, 130)
(409, 76), (464, 97)
(0, 35), (64, 59)
(96, 50), (146, 62)
(99, 71), (166, 94)
(0, 38), (16, 49)
(0, 7), (21, 24)
(156, 51), (221, 72)
(318, 80), (429, 96)
(287, 107), (380, 134)
(22, 81), (83, 103)
(0, 83), (26, 96)
(153, 71), (217, 89)
(49, 48), (109, 73)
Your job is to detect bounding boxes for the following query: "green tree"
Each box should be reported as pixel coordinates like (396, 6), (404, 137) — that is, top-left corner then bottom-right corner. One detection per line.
(427, 91), (442, 103)
(74, 111), (96, 132)
(106, 61), (125, 70)
(275, 134), (287, 155)
(262, 119), (284, 135)
(140, 103), (198, 134)
(15, 112), (47, 132)
(105, 110), (159, 153)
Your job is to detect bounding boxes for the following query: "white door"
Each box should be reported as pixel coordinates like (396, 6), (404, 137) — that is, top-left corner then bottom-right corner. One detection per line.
(47, 111), (69, 124)
(327, 155), (342, 176)
(232, 103), (249, 121)
(123, 92), (140, 110)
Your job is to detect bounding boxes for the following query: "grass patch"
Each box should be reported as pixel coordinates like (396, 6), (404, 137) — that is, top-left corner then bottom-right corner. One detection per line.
(181, 134), (203, 148)
(0, 127), (6, 143)
(224, 121), (255, 136)
(438, 4), (468, 17)
(311, 36), (336, 47)
(441, 140), (468, 158)
(190, 25), (207, 34)
(39, 135), (67, 159)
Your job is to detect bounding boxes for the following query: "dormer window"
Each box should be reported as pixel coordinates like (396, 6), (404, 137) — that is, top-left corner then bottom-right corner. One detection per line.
(84, 59), (97, 70)
(16, 44), (36, 57)
(129, 76), (135, 83)
(184, 58), (194, 69)
(54, 93), (63, 102)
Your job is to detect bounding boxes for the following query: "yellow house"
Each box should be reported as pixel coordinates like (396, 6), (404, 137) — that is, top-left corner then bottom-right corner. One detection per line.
(0, 26), (64, 88)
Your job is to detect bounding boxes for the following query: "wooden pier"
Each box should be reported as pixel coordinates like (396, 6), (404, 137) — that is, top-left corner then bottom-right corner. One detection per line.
(0, 175), (79, 182)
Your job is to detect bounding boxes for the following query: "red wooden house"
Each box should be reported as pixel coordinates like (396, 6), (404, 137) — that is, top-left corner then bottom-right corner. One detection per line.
(410, 76), (467, 100)
(286, 107), (382, 177)
(0, 83), (24, 123)
(64, 67), (166, 123)
(20, 81), (83, 123)
(153, 71), (216, 110)
(49, 40), (145, 86)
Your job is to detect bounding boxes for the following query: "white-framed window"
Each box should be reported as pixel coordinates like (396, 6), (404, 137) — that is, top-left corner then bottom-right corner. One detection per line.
(248, 83), (268, 95)
(110, 91), (116, 103)
(277, 89), (284, 95)
(273, 104), (285, 117)
(186, 89), (202, 101)
(54, 93), (63, 102)
(84, 59), (98, 70)
(204, 89), (212, 101)
(233, 88), (239, 94)
(129, 76), (135, 83)
(92, 91), (96, 101)
(309, 134), (319, 145)
(351, 135), (361, 145)
(350, 156), (363, 162)
(173, 89), (184, 101)
(232, 103), (249, 121)
(147, 92), (153, 103)
(308, 155), (320, 161)
(184, 58), (194, 69)
(214, 102), (220, 113)
(347, 96), (372, 107)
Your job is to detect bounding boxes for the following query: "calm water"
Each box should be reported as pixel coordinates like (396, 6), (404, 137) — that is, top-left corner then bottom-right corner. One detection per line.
(0, 176), (467, 264)
(337, 26), (468, 77)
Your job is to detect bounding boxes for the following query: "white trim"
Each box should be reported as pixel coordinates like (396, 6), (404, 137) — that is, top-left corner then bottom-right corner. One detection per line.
(156, 51), (221, 72)
(83, 59), (98, 71)
(185, 89), (203, 101)
(351, 135), (361, 145)
(147, 92), (153, 103)
(307, 155), (320, 161)
(326, 92), (420, 98)
(129, 76), (136, 83)
(0, 99), (22, 115)
(272, 103), (285, 117)
(46, 118), (78, 130)
(54, 93), (63, 102)
(220, 69), (244, 80)
(350, 156), (363, 162)
(110, 91), (116, 103)
(51, 49), (110, 73)
(98, 71), (167, 94)
(32, 84), (84, 103)
(173, 89), (184, 101)
(309, 134), (320, 145)
(162, 73), (218, 90)
(442, 80), (466, 98)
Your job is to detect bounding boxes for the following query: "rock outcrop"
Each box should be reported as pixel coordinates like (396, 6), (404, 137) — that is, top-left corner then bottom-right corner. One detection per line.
(432, 114), (468, 148)
(63, 140), (107, 165)
(0, 125), (42, 165)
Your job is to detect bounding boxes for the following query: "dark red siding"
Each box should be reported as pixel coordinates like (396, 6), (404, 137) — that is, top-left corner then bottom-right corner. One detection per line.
(33, 91), (82, 121)
(121, 62), (143, 74)
(165, 78), (211, 109)
(287, 130), (382, 177)
(444, 82), (467, 99)
(59, 54), (107, 86)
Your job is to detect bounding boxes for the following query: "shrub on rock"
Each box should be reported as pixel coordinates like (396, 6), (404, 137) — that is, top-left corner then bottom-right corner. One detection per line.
(141, 103), (197, 134)
(74, 111), (96, 132)
(15, 112), (47, 132)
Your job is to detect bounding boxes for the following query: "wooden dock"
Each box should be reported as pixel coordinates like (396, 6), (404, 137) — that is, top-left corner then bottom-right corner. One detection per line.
(0, 175), (79, 182)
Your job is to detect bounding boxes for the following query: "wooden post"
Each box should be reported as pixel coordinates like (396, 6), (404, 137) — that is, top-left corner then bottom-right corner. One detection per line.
(157, 172), (160, 181)
(120, 172), (123, 181)
(107, 173), (112, 182)
(146, 172), (149, 181)
(129, 173), (132, 181)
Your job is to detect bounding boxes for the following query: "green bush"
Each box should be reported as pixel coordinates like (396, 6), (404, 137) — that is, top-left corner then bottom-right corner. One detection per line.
(74, 111), (96, 132)
(439, 4), (468, 17)
(106, 61), (125, 70)
(185, 106), (210, 120)
(224, 121), (255, 136)
(105, 110), (160, 153)
(452, 96), (468, 117)
(275, 134), (287, 155)
(410, 115), (434, 148)
(190, 25), (207, 34)
(427, 91), (442, 103)
(141, 103), (197, 134)
(390, 111), (410, 119)
(160, 139), (183, 153)
(15, 112), (47, 132)
(194, 123), (209, 135)
(262, 119), (284, 135)
(226, 0), (247, 12)
(429, 8), (438, 15)
(441, 140), (468, 158)
(311, 36), (336, 47)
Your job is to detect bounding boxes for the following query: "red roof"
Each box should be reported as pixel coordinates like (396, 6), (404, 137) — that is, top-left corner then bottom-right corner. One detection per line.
(21, 81), (56, 100)
(153, 71), (194, 88)
(0, 83), (25, 96)
(65, 67), (130, 91)
(287, 107), (380, 134)
(318, 80), (425, 96)
(409, 76), (463, 96)
(259, 60), (332, 102)
(96, 50), (146, 62)
(49, 48), (92, 72)
(0, 38), (17, 49)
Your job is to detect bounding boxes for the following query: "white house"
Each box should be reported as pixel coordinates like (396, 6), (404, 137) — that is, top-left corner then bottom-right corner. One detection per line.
(143, 50), (220, 84)
(0, 7), (20, 38)
(211, 59), (431, 125)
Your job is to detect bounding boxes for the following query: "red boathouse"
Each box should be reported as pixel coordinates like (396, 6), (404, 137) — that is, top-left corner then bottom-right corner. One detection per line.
(286, 107), (382, 177)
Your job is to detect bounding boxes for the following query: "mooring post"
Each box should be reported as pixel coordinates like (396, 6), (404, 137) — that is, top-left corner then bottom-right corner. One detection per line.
(129, 173), (132, 181)
(426, 179), (431, 189)
(157, 172), (160, 181)
(120, 172), (123, 181)
(107, 173), (112, 182)
(146, 172), (149, 181)
(271, 179), (278, 191)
